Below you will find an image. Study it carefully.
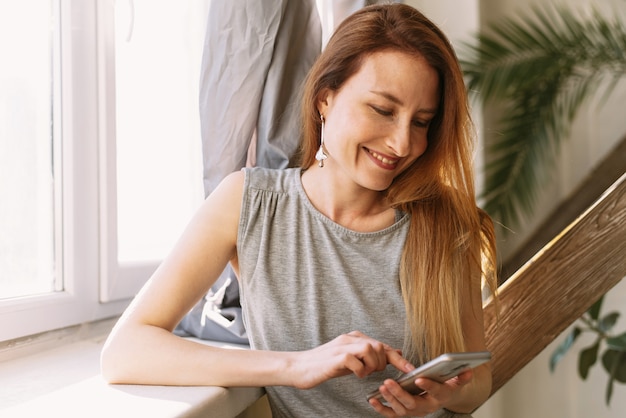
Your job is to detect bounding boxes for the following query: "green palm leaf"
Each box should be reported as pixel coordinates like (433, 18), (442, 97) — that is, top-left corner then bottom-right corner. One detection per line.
(460, 4), (626, 228)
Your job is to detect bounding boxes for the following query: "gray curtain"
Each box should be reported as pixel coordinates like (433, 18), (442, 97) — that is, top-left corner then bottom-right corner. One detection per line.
(199, 0), (322, 196)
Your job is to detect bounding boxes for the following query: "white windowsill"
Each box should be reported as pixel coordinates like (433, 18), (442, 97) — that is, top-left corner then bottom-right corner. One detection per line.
(0, 319), (265, 418)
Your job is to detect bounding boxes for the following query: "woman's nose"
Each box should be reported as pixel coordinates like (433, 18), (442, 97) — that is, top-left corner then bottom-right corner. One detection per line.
(387, 123), (412, 157)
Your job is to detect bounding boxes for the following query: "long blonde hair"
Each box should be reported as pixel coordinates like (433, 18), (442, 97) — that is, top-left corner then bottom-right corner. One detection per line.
(298, 4), (497, 363)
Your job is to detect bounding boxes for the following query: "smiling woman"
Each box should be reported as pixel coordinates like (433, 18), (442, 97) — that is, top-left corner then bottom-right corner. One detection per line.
(101, 4), (498, 418)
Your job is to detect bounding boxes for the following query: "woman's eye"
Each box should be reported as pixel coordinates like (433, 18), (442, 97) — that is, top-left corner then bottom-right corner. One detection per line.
(372, 106), (392, 117)
(412, 119), (431, 128)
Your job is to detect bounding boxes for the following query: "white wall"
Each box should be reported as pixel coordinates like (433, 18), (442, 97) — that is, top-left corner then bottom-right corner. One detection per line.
(407, 0), (479, 46)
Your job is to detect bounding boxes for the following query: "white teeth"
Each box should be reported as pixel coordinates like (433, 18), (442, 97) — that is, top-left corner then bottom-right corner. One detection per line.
(369, 150), (397, 165)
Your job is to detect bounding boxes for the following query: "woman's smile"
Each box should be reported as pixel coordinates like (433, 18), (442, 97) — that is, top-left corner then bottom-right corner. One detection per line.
(365, 147), (399, 170)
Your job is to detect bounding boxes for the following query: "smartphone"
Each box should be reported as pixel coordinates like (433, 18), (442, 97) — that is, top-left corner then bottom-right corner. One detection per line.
(366, 351), (491, 403)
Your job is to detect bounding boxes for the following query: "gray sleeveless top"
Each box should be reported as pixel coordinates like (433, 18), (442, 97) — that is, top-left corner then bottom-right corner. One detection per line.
(237, 167), (463, 418)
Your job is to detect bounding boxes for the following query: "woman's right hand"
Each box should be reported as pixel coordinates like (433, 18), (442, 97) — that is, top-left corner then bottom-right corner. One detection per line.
(287, 331), (412, 390)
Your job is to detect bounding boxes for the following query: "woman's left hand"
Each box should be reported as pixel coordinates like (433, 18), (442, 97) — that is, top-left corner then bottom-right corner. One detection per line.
(368, 369), (474, 417)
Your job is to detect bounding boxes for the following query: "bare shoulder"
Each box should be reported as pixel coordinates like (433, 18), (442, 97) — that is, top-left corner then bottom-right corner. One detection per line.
(192, 171), (245, 234)
(209, 170), (245, 204)
(174, 171), (245, 251)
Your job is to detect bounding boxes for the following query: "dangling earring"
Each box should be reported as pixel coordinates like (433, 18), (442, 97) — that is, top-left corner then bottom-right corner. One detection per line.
(315, 114), (328, 167)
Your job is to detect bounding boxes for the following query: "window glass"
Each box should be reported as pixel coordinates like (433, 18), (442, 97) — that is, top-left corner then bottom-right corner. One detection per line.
(0, 1), (57, 299)
(114, 0), (205, 263)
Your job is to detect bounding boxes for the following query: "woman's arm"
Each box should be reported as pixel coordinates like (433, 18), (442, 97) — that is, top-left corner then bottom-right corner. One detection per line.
(100, 171), (268, 386)
(100, 171), (406, 389)
(440, 269), (492, 413)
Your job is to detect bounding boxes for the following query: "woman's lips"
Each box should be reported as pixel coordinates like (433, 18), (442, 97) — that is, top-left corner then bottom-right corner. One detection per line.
(366, 148), (398, 168)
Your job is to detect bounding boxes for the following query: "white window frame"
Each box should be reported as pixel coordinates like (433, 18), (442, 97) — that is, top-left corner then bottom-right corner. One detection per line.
(96, 0), (159, 303)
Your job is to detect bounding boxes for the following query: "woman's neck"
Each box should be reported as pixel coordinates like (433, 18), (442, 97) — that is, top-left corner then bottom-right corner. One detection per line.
(300, 166), (396, 232)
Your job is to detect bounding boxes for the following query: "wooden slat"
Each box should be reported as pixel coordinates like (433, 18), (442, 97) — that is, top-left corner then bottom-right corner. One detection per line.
(501, 136), (626, 278)
(483, 173), (626, 395)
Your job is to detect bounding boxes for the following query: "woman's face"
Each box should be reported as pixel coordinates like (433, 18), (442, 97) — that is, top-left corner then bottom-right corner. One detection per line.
(318, 49), (440, 192)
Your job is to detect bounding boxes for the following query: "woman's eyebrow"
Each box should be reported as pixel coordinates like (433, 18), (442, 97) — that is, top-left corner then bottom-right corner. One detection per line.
(370, 90), (438, 114)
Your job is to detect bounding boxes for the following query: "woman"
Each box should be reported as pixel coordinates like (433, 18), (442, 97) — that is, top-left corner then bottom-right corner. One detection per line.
(101, 4), (498, 417)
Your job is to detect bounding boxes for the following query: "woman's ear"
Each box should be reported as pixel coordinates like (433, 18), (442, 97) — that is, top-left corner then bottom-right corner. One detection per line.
(317, 88), (333, 117)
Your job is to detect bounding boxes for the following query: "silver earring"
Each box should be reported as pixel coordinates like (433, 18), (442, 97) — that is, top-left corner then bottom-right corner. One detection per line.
(315, 114), (328, 167)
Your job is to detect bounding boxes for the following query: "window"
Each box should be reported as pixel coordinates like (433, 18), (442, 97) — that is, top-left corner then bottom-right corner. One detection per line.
(0, 0), (207, 342)
(98, 0), (206, 302)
